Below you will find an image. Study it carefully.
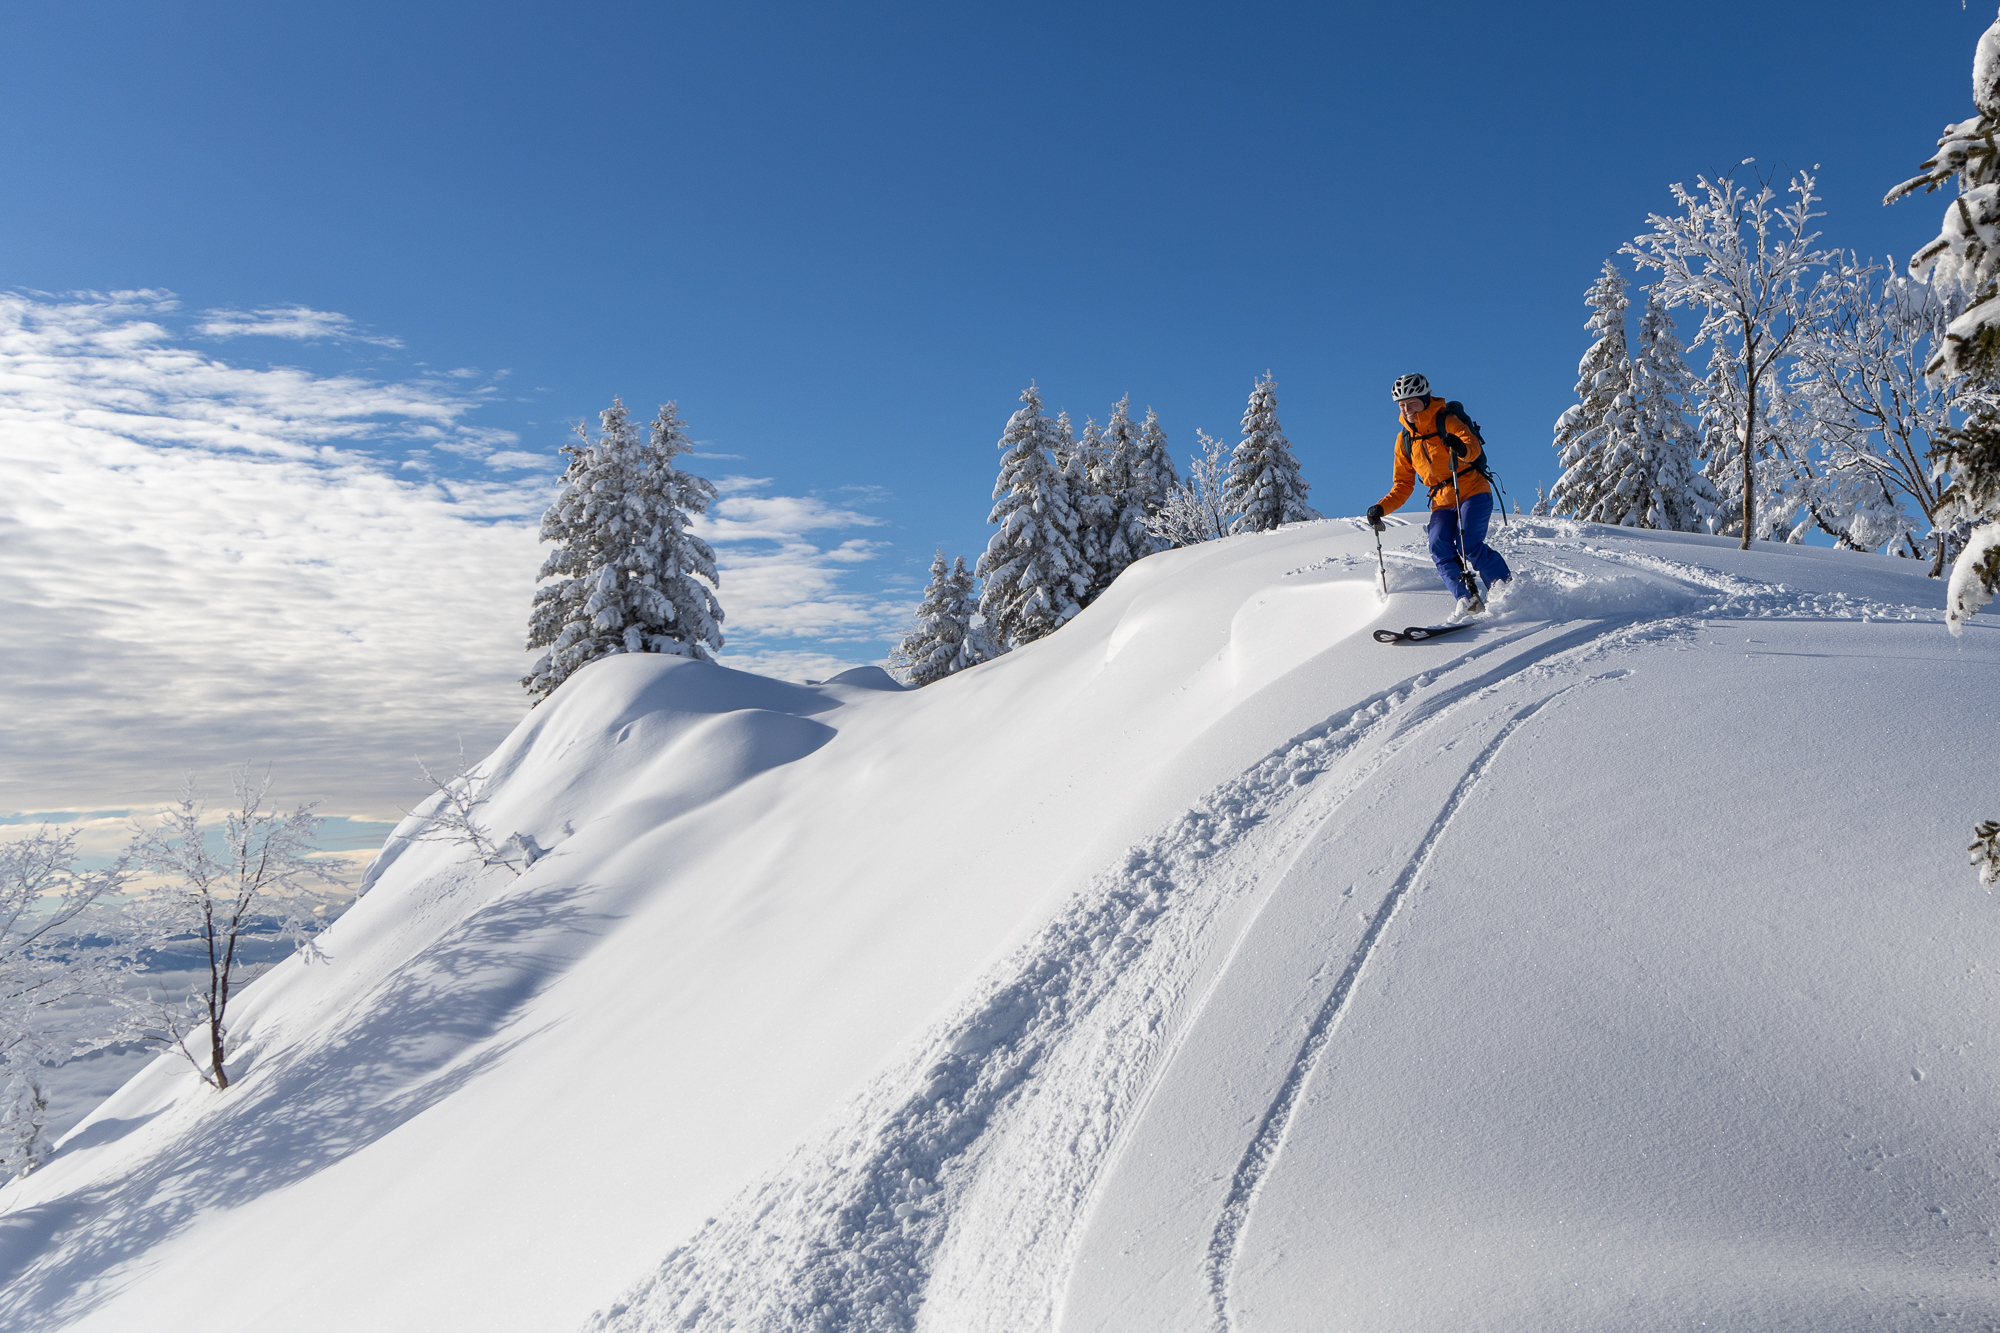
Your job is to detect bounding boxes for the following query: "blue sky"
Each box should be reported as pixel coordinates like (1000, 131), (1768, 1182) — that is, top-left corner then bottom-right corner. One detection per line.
(0, 0), (1992, 825)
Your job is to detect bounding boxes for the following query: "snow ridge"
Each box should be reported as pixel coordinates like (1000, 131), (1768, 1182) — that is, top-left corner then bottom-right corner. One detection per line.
(590, 617), (1651, 1332)
(580, 527), (1947, 1331)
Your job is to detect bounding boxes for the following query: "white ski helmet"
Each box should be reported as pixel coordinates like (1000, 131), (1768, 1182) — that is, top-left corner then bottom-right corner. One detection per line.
(1391, 372), (1429, 401)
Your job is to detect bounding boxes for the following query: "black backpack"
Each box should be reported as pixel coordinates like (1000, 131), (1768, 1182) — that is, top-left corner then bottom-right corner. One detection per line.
(1398, 399), (1508, 516)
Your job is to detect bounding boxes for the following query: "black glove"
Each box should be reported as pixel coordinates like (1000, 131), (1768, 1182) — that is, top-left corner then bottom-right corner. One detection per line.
(1366, 504), (1385, 531)
(1448, 438), (1467, 459)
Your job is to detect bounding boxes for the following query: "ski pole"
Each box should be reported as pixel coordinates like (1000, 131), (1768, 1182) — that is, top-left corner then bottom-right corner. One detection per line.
(1371, 521), (1388, 599)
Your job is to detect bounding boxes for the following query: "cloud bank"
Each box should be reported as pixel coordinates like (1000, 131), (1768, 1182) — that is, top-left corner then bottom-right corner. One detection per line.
(0, 291), (907, 823)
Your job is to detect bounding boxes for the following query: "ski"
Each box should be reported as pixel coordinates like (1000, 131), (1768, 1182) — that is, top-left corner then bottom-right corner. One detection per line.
(1372, 620), (1477, 645)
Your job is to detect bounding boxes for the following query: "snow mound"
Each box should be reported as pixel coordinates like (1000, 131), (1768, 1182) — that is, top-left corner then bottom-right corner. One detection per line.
(7, 518), (2000, 1333)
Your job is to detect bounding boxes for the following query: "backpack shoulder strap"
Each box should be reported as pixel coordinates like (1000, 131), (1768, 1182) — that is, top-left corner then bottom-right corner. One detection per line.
(1440, 400), (1474, 438)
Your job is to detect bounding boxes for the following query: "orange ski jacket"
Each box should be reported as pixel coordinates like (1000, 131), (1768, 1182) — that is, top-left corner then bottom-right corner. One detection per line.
(1376, 396), (1492, 513)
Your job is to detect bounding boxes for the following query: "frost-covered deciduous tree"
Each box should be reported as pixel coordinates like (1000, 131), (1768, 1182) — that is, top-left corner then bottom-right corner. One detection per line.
(1887, 8), (2000, 629)
(1224, 373), (1320, 533)
(524, 399), (724, 703)
(125, 770), (340, 1091)
(1550, 261), (1636, 522)
(977, 384), (1088, 650)
(1792, 263), (1966, 562)
(1625, 168), (1837, 548)
(1623, 286), (1719, 531)
(0, 827), (130, 1176)
(891, 550), (987, 686)
(1148, 428), (1236, 548)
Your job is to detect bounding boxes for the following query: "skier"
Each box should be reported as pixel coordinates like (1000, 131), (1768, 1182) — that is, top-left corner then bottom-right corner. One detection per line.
(1365, 373), (1510, 615)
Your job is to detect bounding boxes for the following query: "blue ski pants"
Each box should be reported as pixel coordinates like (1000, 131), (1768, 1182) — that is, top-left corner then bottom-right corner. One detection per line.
(1426, 491), (1510, 599)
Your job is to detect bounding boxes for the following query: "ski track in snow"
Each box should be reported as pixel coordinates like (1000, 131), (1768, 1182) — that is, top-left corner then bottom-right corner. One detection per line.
(590, 529), (1956, 1333)
(1201, 670), (1629, 1332)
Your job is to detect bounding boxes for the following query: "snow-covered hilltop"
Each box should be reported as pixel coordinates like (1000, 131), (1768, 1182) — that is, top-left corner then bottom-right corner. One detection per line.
(3, 518), (1998, 1332)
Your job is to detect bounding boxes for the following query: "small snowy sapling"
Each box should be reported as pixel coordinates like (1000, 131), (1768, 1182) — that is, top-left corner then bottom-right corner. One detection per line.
(123, 770), (341, 1091)
(400, 744), (543, 877)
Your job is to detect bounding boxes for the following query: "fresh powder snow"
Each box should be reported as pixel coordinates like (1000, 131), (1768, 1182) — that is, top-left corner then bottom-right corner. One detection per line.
(2, 516), (1997, 1332)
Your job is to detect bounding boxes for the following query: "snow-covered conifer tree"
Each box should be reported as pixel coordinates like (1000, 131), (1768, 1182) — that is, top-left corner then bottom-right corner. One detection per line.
(977, 384), (1088, 650)
(1886, 9), (2000, 878)
(1619, 286), (1719, 531)
(523, 399), (724, 702)
(1088, 395), (1162, 597)
(1051, 410), (1077, 472)
(892, 550), (987, 686)
(1067, 416), (1116, 600)
(1130, 405), (1180, 519)
(1887, 10), (2000, 623)
(1550, 261), (1635, 522)
(1224, 373), (1320, 533)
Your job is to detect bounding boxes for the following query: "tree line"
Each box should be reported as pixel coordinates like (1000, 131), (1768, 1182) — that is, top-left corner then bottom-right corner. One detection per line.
(1546, 170), (1975, 576)
(894, 373), (1318, 686)
(1548, 10), (2000, 883)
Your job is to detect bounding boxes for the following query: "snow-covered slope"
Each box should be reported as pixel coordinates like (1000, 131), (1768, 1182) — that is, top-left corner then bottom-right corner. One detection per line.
(3, 518), (1998, 1332)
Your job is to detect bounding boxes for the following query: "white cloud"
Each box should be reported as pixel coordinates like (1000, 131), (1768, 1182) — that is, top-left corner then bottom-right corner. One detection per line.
(713, 648), (890, 683)
(0, 291), (545, 820)
(484, 450), (552, 471)
(0, 291), (909, 823)
(694, 480), (909, 643)
(194, 304), (403, 347)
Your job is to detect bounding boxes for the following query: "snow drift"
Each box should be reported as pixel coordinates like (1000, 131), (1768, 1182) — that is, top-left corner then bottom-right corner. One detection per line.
(3, 517), (1999, 1332)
